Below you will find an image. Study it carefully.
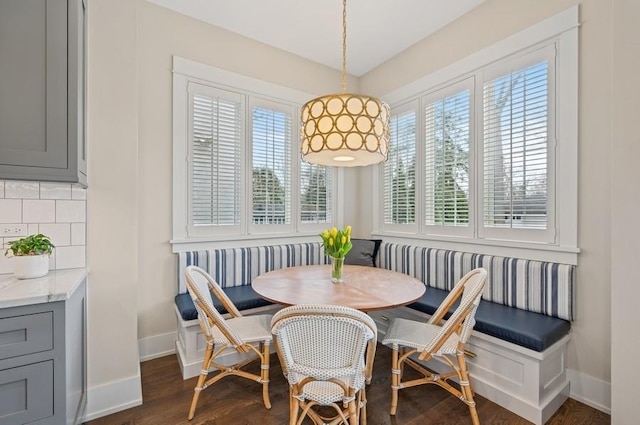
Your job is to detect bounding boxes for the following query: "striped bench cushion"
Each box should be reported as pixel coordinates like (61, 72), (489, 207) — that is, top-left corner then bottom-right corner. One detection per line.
(378, 242), (575, 321)
(177, 242), (327, 293)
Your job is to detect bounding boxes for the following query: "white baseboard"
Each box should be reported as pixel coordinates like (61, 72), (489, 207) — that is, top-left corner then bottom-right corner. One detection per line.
(568, 368), (611, 414)
(84, 367), (143, 422)
(138, 330), (177, 361)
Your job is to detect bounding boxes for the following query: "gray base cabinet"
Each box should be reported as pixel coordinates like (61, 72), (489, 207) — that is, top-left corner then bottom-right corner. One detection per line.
(0, 278), (87, 425)
(0, 0), (87, 186)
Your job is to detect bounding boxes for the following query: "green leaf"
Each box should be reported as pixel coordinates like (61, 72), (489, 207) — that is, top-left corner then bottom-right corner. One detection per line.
(4, 234), (55, 257)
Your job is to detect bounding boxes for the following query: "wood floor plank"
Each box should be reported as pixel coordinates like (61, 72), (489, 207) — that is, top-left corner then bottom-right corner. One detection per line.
(84, 345), (610, 425)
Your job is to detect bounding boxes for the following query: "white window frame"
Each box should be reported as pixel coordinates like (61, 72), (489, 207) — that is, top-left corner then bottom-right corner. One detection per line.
(374, 6), (579, 264)
(172, 57), (339, 250)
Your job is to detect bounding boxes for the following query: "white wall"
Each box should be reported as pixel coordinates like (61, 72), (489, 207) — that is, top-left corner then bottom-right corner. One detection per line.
(85, 0), (142, 419)
(360, 0), (614, 412)
(611, 1), (640, 423)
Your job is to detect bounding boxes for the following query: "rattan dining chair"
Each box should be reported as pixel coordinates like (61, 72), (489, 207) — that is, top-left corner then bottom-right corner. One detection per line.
(271, 304), (377, 425)
(184, 265), (272, 420)
(382, 268), (488, 425)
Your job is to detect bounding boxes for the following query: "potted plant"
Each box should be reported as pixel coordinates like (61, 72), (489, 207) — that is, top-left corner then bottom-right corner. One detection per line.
(4, 233), (55, 279)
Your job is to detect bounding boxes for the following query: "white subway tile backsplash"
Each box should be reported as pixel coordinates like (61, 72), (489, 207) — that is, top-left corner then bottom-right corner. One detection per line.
(23, 200), (56, 223)
(0, 199), (22, 223)
(5, 181), (39, 199)
(27, 224), (39, 235)
(56, 200), (86, 223)
(72, 185), (87, 200)
(39, 223), (71, 246)
(55, 246), (85, 269)
(71, 223), (86, 245)
(0, 181), (87, 275)
(40, 182), (72, 199)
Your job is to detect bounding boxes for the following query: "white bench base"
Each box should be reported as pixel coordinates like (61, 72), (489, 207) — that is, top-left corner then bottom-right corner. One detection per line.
(174, 304), (281, 380)
(368, 306), (570, 425)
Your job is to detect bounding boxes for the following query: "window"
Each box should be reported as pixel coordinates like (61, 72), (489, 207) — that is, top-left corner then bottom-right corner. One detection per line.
(188, 84), (243, 235)
(424, 79), (473, 235)
(300, 162), (333, 224)
(383, 102), (417, 229)
(480, 49), (554, 243)
(377, 6), (578, 260)
(251, 101), (292, 228)
(173, 57), (335, 244)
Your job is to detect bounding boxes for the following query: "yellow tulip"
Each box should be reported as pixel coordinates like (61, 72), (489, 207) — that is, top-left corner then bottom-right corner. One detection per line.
(330, 227), (338, 237)
(345, 225), (352, 235)
(329, 237), (334, 246)
(322, 230), (329, 238)
(341, 236), (346, 244)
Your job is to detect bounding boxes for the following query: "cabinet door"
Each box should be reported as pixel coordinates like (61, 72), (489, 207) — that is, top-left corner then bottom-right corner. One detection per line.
(0, 0), (68, 169)
(0, 311), (53, 361)
(0, 360), (54, 424)
(68, 0), (87, 183)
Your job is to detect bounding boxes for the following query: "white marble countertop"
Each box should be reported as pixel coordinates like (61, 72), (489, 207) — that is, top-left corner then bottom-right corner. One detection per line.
(0, 268), (88, 309)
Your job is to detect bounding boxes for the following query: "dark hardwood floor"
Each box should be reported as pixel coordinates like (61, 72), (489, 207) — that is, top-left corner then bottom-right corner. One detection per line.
(85, 344), (610, 425)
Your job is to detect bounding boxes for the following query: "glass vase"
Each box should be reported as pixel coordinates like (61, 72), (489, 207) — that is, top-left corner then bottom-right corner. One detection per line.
(330, 256), (344, 283)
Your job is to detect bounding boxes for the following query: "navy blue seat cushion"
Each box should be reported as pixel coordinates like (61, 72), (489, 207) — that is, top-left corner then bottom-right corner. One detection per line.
(345, 239), (383, 267)
(408, 287), (571, 352)
(175, 285), (273, 321)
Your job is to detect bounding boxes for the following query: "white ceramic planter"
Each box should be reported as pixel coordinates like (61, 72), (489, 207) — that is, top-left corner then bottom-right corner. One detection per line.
(12, 254), (50, 279)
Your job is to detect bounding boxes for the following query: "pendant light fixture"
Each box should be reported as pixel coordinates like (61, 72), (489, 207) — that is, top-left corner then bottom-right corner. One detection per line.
(300, 0), (390, 167)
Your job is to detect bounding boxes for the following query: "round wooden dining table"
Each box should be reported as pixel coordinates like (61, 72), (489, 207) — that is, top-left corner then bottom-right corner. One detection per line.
(251, 264), (425, 312)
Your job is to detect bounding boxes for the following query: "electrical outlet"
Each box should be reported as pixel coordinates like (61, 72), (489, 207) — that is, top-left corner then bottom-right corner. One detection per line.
(1, 224), (28, 237)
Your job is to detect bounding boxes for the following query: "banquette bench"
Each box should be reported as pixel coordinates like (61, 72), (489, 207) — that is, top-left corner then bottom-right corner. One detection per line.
(173, 241), (575, 425)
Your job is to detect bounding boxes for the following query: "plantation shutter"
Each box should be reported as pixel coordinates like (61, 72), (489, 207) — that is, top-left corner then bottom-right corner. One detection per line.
(383, 105), (416, 225)
(188, 84), (242, 233)
(424, 84), (471, 229)
(300, 162), (333, 224)
(251, 101), (292, 226)
(483, 57), (551, 232)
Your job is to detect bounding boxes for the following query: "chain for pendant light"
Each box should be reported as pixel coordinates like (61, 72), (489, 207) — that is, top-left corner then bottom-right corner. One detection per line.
(342, 0), (347, 93)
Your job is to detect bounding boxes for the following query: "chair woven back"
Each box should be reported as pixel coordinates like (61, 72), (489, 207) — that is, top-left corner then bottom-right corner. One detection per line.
(184, 265), (243, 347)
(424, 268), (487, 353)
(271, 304), (377, 388)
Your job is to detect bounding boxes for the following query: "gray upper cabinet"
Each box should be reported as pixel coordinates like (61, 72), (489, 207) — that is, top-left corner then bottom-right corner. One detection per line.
(0, 0), (87, 186)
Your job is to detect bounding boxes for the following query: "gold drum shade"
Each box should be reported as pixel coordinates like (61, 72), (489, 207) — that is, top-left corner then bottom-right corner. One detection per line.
(301, 93), (390, 167)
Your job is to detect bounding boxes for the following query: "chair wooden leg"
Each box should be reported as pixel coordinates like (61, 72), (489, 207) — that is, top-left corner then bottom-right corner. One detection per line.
(289, 386), (299, 425)
(457, 352), (480, 425)
(188, 342), (213, 420)
(360, 388), (367, 425)
(347, 399), (358, 425)
(389, 347), (400, 415)
(261, 342), (271, 409)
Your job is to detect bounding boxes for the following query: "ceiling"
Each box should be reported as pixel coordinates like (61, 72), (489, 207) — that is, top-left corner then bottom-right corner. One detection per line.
(146, 0), (485, 76)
